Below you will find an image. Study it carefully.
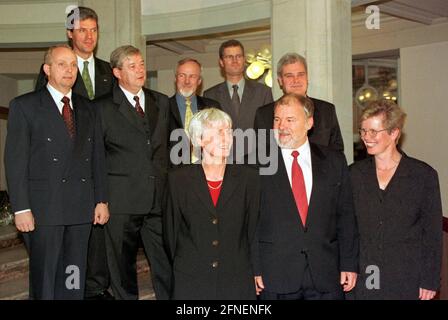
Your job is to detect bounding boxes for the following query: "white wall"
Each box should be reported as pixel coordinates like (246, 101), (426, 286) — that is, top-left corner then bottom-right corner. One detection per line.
(400, 41), (448, 217)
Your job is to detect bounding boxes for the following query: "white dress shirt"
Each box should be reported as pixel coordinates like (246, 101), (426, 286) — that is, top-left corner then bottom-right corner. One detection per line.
(15, 84), (73, 215)
(77, 54), (95, 94)
(120, 85), (145, 112)
(280, 139), (313, 203)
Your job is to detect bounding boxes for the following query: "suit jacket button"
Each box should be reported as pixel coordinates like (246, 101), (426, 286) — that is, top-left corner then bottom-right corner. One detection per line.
(85, 158), (89, 162)
(212, 261), (219, 268)
(47, 138), (52, 142)
(62, 179), (67, 183)
(81, 178), (86, 182)
(212, 240), (219, 247)
(212, 218), (218, 225)
(88, 138), (92, 142)
(53, 158), (58, 162)
(147, 140), (150, 145)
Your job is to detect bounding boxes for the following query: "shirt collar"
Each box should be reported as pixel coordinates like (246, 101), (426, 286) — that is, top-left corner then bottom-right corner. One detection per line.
(226, 77), (245, 92)
(77, 54), (94, 65)
(46, 83), (72, 106)
(119, 85), (144, 106)
(281, 139), (311, 160)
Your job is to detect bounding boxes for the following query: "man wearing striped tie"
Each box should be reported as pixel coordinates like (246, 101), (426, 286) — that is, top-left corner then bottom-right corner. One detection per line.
(168, 58), (221, 165)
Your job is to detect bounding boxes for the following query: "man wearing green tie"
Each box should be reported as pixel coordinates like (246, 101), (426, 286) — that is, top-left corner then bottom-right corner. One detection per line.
(168, 58), (221, 166)
(35, 6), (114, 100)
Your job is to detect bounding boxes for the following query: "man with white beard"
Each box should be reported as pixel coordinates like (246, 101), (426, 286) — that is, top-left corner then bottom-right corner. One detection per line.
(168, 58), (221, 165)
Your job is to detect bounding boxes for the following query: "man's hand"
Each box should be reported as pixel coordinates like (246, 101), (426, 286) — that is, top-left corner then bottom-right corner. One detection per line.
(419, 288), (436, 300)
(254, 276), (265, 296)
(94, 203), (110, 225)
(340, 272), (357, 292)
(15, 211), (35, 232)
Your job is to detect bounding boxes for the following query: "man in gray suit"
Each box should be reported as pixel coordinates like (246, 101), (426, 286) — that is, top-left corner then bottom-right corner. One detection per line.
(203, 39), (273, 131)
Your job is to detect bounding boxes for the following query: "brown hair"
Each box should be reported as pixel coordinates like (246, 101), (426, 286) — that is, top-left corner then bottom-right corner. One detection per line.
(360, 100), (407, 139)
(219, 39), (244, 59)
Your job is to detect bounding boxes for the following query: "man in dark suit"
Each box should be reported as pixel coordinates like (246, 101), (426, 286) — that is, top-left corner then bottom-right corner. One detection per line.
(203, 39), (273, 131)
(254, 53), (344, 152)
(36, 7), (114, 300)
(5, 45), (109, 300)
(253, 93), (358, 300)
(169, 58), (220, 165)
(95, 45), (171, 300)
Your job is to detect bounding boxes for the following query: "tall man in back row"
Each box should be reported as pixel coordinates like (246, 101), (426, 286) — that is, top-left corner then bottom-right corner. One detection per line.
(204, 39), (273, 131)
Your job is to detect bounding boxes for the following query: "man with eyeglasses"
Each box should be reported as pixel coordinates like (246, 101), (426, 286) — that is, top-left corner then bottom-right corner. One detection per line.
(204, 39), (273, 131)
(254, 52), (344, 152)
(168, 58), (221, 165)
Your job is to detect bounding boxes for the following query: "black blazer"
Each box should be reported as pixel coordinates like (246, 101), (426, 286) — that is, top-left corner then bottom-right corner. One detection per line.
(164, 164), (260, 300)
(95, 85), (169, 215)
(35, 57), (114, 100)
(204, 79), (273, 130)
(349, 154), (443, 299)
(253, 143), (358, 294)
(168, 95), (221, 166)
(5, 88), (107, 226)
(254, 97), (344, 152)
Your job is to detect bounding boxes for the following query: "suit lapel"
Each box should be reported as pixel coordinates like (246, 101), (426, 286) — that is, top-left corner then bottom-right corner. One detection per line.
(190, 165), (218, 217)
(306, 145), (329, 228)
(240, 80), (255, 122)
(72, 94), (90, 160)
(169, 96), (183, 128)
(94, 57), (111, 97)
(114, 87), (146, 135)
(215, 165), (240, 209)
(145, 89), (159, 140)
(41, 89), (73, 144)
(218, 83), (237, 122)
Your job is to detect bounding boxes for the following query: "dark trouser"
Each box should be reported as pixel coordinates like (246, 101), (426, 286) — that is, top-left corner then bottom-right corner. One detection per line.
(260, 265), (344, 300)
(22, 223), (91, 300)
(84, 224), (110, 297)
(104, 213), (171, 300)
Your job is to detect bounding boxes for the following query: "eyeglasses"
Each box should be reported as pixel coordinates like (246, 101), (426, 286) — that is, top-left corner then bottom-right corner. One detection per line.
(222, 54), (244, 60)
(358, 128), (390, 137)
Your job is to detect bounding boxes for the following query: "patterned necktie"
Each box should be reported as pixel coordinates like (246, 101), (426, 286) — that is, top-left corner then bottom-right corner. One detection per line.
(184, 97), (193, 131)
(291, 151), (308, 226)
(133, 96), (145, 118)
(231, 84), (240, 117)
(61, 96), (75, 139)
(82, 61), (94, 100)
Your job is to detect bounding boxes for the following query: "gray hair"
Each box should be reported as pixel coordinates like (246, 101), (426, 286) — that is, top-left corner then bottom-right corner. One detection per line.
(277, 52), (308, 77)
(110, 45), (141, 69)
(187, 108), (233, 148)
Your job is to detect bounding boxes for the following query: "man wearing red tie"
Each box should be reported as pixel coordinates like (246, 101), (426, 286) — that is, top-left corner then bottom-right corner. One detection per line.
(253, 93), (358, 300)
(5, 45), (109, 299)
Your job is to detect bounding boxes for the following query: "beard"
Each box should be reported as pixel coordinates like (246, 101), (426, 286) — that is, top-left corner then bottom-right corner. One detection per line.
(179, 88), (195, 98)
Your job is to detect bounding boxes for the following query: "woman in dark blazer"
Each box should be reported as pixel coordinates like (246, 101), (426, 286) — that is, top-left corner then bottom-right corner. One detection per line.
(350, 100), (442, 300)
(164, 108), (260, 300)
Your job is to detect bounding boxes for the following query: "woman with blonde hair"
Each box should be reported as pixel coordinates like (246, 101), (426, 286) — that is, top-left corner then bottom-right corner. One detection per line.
(350, 100), (442, 300)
